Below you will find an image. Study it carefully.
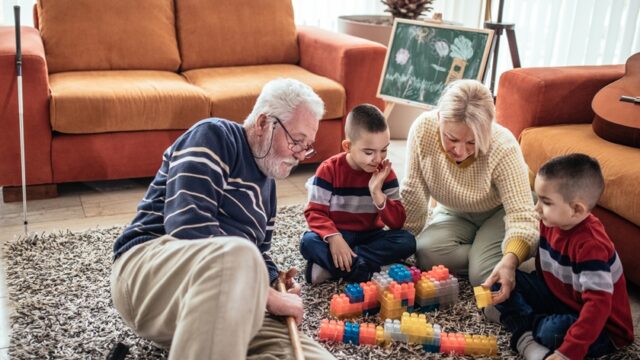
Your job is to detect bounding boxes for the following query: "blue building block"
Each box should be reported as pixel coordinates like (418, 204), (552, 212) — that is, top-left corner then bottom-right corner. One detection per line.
(388, 264), (412, 283)
(344, 322), (360, 345)
(345, 283), (364, 303)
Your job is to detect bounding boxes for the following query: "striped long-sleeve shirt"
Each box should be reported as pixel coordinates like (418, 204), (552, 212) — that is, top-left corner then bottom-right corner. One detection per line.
(113, 118), (279, 282)
(304, 152), (406, 239)
(537, 215), (634, 360)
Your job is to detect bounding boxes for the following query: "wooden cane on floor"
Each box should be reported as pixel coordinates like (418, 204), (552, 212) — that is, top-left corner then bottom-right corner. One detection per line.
(276, 274), (305, 360)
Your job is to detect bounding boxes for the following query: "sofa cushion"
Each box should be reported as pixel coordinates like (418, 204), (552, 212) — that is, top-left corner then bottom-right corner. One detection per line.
(37, 0), (181, 73)
(176, 0), (299, 71)
(520, 124), (640, 226)
(183, 64), (346, 122)
(49, 71), (210, 134)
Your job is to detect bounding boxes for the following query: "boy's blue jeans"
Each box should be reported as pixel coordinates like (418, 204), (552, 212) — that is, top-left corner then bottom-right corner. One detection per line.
(300, 229), (416, 282)
(494, 269), (616, 357)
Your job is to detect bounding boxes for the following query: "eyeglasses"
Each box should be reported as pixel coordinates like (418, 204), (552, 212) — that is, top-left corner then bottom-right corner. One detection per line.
(271, 115), (316, 159)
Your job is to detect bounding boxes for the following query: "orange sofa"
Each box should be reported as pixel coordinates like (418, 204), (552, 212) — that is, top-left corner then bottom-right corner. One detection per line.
(496, 65), (640, 286)
(0, 0), (386, 196)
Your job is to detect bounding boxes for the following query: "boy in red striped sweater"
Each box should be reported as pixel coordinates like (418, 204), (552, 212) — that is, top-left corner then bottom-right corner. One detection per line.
(494, 154), (634, 360)
(300, 104), (415, 284)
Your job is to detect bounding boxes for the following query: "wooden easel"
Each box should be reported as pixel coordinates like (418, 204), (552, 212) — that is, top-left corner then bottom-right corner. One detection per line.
(483, 0), (521, 95)
(383, 102), (396, 120)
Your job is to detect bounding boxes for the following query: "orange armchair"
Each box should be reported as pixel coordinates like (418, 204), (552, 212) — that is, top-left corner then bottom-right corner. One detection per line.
(496, 65), (640, 286)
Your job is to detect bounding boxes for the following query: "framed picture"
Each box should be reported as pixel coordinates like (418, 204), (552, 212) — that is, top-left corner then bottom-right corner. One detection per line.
(377, 19), (494, 108)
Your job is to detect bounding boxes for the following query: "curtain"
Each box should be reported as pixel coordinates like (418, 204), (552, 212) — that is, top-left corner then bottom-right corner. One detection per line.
(293, 0), (639, 90)
(1, 0), (34, 27)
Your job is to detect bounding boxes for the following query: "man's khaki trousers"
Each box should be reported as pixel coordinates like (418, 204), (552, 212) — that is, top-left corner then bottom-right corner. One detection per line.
(111, 236), (336, 359)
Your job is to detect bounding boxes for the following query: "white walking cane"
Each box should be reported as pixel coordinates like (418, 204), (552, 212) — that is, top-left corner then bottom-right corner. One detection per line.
(14, 5), (28, 235)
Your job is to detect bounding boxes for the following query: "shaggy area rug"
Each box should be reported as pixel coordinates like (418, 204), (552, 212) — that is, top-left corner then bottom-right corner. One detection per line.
(3, 204), (639, 359)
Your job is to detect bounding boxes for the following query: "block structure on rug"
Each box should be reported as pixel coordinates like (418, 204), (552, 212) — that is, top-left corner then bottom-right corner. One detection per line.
(321, 264), (498, 356)
(330, 264), (460, 319)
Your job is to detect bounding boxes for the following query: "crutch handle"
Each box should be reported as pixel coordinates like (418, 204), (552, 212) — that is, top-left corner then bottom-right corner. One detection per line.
(14, 6), (22, 75)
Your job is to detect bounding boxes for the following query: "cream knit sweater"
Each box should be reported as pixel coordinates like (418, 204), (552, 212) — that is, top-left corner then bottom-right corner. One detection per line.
(400, 111), (538, 263)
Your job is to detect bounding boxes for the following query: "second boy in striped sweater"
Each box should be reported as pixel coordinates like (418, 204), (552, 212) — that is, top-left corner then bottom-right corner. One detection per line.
(300, 104), (415, 284)
(494, 154), (634, 360)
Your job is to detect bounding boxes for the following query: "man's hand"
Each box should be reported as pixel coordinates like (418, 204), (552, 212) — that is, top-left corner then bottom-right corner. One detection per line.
(327, 234), (357, 272)
(282, 268), (301, 295)
(481, 253), (519, 304)
(369, 159), (392, 207)
(266, 287), (304, 325)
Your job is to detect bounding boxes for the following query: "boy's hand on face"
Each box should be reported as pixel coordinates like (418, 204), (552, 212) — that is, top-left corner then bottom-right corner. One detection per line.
(327, 234), (357, 272)
(369, 159), (392, 206)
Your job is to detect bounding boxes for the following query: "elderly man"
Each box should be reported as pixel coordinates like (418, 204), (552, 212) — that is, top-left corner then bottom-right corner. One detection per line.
(111, 78), (335, 359)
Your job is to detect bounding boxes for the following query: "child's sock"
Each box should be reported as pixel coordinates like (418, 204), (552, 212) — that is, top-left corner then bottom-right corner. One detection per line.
(305, 261), (332, 284)
(516, 331), (550, 360)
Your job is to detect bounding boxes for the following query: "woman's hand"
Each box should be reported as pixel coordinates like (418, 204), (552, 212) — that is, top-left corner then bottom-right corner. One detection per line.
(369, 159), (392, 206)
(481, 253), (519, 304)
(328, 234), (357, 272)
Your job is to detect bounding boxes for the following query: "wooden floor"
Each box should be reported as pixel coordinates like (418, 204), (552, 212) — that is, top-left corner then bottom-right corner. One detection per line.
(0, 139), (637, 357)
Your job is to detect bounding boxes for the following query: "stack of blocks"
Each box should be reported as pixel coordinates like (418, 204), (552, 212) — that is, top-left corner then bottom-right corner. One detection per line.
(330, 264), (460, 320)
(320, 264), (498, 356)
(318, 313), (497, 355)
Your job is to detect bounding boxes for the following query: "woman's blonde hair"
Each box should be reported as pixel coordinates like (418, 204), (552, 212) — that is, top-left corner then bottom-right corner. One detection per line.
(437, 79), (495, 156)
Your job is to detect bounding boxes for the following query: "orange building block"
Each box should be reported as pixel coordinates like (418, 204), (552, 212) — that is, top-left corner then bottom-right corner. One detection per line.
(426, 265), (449, 281)
(360, 281), (379, 310)
(318, 319), (344, 342)
(440, 332), (465, 354)
(330, 294), (363, 319)
(358, 322), (377, 345)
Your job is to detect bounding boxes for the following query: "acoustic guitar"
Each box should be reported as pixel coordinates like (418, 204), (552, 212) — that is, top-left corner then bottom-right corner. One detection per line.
(592, 52), (640, 148)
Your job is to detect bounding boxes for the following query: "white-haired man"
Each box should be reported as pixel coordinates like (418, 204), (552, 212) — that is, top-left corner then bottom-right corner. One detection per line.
(111, 78), (335, 359)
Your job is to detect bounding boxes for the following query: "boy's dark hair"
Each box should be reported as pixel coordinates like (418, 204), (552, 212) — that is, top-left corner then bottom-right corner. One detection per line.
(538, 153), (605, 210)
(345, 104), (387, 141)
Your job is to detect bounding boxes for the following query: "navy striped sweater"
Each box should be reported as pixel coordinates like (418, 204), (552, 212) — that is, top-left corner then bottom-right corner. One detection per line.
(113, 118), (279, 282)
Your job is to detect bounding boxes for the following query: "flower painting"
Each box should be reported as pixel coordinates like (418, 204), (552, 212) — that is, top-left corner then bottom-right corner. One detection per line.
(379, 19), (493, 107)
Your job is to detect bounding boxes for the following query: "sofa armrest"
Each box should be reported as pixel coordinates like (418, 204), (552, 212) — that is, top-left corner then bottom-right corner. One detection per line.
(0, 26), (52, 186)
(495, 65), (624, 138)
(297, 26), (387, 117)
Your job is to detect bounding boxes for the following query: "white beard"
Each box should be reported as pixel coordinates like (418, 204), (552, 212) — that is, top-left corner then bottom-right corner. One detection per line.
(252, 135), (298, 179)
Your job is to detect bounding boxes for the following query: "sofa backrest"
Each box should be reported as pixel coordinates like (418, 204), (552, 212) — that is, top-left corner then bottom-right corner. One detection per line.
(175, 0), (299, 71)
(37, 0), (181, 73)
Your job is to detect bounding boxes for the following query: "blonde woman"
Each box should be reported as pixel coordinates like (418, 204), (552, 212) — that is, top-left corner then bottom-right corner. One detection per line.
(401, 79), (537, 303)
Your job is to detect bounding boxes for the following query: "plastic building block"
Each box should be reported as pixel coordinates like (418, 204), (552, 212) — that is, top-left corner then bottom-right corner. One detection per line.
(440, 332), (465, 354)
(330, 294), (362, 319)
(318, 319), (344, 342)
(359, 323), (377, 345)
(360, 281), (379, 313)
(344, 322), (360, 345)
(345, 283), (364, 303)
(388, 264), (412, 283)
(408, 266), (422, 283)
(426, 265), (449, 281)
(465, 334), (498, 355)
(473, 286), (493, 309)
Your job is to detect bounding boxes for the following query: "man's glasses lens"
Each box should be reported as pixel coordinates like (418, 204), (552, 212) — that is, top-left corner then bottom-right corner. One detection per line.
(271, 115), (316, 159)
